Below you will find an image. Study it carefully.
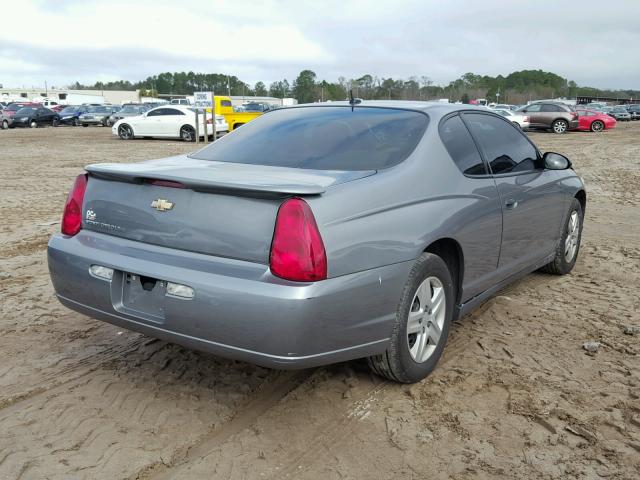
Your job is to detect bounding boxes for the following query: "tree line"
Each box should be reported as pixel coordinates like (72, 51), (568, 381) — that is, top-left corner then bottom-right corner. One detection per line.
(68, 69), (640, 104)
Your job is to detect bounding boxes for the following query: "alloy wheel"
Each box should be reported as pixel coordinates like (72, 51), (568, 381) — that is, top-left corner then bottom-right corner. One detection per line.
(553, 120), (567, 134)
(564, 211), (580, 262)
(181, 126), (195, 142)
(406, 276), (446, 363)
(118, 125), (133, 139)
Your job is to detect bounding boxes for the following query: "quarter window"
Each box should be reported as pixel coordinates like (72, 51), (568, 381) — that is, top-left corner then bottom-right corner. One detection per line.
(440, 115), (487, 175)
(464, 113), (540, 175)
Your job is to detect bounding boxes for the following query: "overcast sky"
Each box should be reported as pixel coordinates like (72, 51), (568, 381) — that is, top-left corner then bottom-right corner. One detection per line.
(2, 0), (639, 90)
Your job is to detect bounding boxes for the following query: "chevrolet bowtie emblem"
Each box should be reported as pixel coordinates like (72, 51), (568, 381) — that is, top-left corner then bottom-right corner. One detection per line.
(151, 199), (174, 212)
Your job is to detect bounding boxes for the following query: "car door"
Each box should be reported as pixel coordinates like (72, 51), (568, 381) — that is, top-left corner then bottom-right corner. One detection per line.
(520, 103), (543, 127)
(439, 114), (503, 301)
(539, 103), (564, 127)
(37, 108), (50, 125)
(137, 108), (164, 135)
(463, 112), (567, 279)
(159, 108), (187, 137)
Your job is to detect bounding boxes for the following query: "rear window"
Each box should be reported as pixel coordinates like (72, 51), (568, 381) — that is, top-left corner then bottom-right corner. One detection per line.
(191, 106), (429, 170)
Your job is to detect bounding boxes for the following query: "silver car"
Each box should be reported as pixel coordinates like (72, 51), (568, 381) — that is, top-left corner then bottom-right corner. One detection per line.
(48, 102), (585, 383)
(108, 104), (151, 125)
(79, 105), (120, 127)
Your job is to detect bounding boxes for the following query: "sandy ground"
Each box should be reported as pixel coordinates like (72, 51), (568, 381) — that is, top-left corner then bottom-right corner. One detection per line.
(0, 123), (638, 480)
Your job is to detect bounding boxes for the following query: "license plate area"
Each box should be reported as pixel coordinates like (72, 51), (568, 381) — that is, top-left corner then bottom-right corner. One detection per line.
(112, 272), (166, 323)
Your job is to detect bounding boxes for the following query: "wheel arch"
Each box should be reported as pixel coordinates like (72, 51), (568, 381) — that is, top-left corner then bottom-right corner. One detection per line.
(423, 238), (464, 307)
(575, 189), (586, 215)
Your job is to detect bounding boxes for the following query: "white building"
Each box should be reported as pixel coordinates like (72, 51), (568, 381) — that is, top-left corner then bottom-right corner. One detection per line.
(0, 87), (141, 105)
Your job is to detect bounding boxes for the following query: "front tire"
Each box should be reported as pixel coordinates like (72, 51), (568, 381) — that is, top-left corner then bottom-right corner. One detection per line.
(52, 117), (59, 127)
(1, 120), (8, 130)
(118, 124), (134, 140)
(180, 125), (196, 142)
(368, 253), (454, 383)
(590, 120), (604, 132)
(30, 120), (38, 128)
(552, 119), (568, 134)
(72, 117), (79, 127)
(541, 198), (583, 275)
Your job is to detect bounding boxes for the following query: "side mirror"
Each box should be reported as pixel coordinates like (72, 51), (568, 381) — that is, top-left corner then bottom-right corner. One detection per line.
(543, 152), (571, 170)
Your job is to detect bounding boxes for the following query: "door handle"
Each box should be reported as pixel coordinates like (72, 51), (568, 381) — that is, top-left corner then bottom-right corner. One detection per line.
(505, 199), (518, 209)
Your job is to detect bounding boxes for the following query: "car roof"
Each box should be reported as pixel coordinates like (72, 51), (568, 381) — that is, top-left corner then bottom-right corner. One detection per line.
(282, 100), (490, 119)
(148, 104), (190, 111)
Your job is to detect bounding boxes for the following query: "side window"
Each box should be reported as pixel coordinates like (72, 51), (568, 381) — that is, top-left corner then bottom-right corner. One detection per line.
(439, 115), (487, 176)
(541, 104), (560, 112)
(220, 100), (233, 107)
(464, 113), (540, 175)
(164, 108), (185, 116)
(147, 109), (163, 116)
(524, 104), (541, 112)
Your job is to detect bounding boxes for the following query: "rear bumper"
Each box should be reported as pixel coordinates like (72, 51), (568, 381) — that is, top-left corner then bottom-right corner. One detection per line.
(48, 231), (411, 368)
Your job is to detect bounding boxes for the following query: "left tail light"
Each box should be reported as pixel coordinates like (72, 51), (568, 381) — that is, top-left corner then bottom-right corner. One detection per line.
(61, 173), (88, 236)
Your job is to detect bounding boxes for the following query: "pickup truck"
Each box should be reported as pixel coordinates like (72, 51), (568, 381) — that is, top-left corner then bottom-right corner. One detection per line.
(205, 96), (263, 130)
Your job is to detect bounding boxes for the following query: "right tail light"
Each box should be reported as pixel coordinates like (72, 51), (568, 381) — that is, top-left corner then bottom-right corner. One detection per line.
(269, 198), (327, 282)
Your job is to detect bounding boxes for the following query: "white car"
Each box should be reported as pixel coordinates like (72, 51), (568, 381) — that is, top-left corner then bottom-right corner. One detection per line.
(111, 105), (229, 141)
(493, 109), (530, 129)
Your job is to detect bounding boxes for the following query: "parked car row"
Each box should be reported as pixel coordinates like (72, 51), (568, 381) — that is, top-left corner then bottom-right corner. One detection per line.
(484, 101), (626, 134)
(582, 102), (639, 120)
(1, 102), (164, 130)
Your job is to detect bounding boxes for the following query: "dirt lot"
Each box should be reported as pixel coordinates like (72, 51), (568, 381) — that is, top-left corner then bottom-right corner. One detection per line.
(0, 123), (639, 480)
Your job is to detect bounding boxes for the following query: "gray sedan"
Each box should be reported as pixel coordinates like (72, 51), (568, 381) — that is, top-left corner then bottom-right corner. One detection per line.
(48, 102), (585, 383)
(108, 104), (150, 124)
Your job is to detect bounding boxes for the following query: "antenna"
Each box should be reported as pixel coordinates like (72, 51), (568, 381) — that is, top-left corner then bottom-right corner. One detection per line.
(348, 89), (362, 111)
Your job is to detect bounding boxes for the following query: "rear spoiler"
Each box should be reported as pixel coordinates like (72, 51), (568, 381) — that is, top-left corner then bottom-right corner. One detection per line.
(85, 163), (327, 197)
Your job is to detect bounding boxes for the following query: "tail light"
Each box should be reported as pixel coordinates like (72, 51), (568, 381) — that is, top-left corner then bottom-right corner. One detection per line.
(146, 179), (186, 188)
(61, 173), (88, 236)
(523, 116), (529, 122)
(270, 198), (327, 282)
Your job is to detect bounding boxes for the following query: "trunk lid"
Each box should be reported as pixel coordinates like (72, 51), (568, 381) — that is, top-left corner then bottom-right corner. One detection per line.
(82, 155), (374, 263)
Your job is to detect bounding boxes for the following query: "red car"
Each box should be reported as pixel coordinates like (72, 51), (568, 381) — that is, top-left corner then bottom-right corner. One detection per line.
(1, 102), (41, 119)
(576, 109), (616, 132)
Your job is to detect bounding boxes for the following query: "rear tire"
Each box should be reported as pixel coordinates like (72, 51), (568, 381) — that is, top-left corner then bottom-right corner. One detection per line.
(72, 118), (79, 127)
(52, 117), (59, 127)
(552, 119), (568, 134)
(590, 120), (604, 132)
(30, 120), (38, 128)
(180, 125), (196, 142)
(540, 198), (583, 275)
(368, 253), (454, 383)
(1, 120), (8, 130)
